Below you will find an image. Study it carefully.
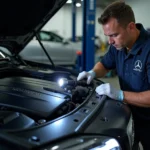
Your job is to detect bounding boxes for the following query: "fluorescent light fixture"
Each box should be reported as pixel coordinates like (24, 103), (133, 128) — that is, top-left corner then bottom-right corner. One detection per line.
(67, 0), (72, 3)
(76, 3), (81, 7)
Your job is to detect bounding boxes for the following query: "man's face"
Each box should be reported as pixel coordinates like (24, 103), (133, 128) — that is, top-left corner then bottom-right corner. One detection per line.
(102, 18), (132, 50)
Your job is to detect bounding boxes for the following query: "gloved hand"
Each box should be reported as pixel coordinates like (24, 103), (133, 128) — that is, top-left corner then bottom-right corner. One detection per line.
(77, 70), (96, 84)
(95, 83), (124, 101)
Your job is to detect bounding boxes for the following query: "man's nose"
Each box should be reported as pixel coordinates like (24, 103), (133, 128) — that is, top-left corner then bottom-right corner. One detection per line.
(108, 37), (114, 45)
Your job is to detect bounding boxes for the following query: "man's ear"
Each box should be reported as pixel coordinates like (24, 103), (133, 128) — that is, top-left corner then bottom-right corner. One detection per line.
(128, 22), (136, 30)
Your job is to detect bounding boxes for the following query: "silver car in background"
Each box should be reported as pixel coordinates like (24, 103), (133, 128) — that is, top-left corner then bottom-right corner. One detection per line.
(20, 31), (82, 66)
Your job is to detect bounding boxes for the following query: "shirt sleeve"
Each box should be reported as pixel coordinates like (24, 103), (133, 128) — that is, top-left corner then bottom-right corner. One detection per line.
(146, 52), (150, 84)
(101, 45), (116, 70)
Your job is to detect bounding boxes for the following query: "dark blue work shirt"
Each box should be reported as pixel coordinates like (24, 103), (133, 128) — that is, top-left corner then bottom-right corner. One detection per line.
(101, 23), (150, 122)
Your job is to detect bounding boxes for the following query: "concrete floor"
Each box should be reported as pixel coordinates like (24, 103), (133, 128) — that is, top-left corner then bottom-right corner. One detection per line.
(100, 75), (120, 89)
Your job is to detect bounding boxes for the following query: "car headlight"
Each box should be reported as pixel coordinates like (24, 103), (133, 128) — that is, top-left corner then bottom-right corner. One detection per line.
(41, 136), (121, 150)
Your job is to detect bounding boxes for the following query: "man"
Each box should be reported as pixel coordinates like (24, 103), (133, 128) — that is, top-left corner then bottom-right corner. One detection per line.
(77, 1), (150, 149)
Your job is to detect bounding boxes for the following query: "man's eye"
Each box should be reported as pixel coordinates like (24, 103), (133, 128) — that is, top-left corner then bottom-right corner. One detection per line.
(111, 34), (117, 37)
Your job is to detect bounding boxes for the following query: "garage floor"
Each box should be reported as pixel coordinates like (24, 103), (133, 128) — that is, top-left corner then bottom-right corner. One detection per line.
(100, 75), (120, 89)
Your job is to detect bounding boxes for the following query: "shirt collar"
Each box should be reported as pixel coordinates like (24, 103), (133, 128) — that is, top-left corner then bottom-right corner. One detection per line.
(130, 23), (148, 55)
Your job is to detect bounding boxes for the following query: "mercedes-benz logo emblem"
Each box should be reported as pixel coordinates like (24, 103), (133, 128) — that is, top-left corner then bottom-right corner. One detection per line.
(134, 60), (142, 70)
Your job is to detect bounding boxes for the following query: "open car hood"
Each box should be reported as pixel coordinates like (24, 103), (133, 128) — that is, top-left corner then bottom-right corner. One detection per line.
(0, 0), (67, 55)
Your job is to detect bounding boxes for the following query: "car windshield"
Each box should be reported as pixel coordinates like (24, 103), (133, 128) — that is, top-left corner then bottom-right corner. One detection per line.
(39, 31), (63, 43)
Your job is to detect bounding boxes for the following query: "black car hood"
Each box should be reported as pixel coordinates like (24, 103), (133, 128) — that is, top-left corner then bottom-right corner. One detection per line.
(0, 0), (67, 55)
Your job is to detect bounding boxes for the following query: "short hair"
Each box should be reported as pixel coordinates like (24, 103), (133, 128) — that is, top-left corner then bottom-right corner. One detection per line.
(98, 0), (135, 27)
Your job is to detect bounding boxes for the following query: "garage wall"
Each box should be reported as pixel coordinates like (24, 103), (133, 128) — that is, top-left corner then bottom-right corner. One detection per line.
(43, 5), (105, 41)
(127, 0), (150, 29)
(43, 0), (150, 42)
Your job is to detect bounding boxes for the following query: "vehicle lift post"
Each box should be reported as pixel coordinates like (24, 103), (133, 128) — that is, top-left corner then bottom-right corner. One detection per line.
(72, 0), (76, 42)
(81, 0), (96, 71)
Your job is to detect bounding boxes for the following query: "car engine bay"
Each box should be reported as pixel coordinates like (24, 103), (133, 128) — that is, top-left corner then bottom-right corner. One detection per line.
(0, 51), (134, 150)
(0, 62), (100, 130)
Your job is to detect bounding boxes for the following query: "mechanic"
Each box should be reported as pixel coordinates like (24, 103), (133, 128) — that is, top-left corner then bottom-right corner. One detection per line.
(77, 1), (150, 150)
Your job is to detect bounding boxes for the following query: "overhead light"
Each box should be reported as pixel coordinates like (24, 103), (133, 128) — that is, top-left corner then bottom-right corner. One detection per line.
(76, 3), (81, 7)
(81, 0), (83, 1)
(67, 0), (72, 3)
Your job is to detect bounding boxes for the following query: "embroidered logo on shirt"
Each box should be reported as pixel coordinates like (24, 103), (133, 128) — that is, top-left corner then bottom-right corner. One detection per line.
(133, 60), (142, 72)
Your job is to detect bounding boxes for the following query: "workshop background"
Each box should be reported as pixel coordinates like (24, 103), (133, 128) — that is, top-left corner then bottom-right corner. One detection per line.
(43, 0), (150, 42)
(38, 0), (149, 93)
(23, 0), (150, 88)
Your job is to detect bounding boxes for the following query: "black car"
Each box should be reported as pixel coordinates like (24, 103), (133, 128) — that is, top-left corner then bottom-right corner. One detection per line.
(0, 0), (134, 150)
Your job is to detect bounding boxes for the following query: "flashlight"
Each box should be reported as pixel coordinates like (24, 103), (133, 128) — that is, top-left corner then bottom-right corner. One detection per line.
(58, 78), (91, 87)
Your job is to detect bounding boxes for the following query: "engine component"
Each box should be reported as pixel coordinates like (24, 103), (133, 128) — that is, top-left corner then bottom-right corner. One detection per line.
(0, 111), (35, 131)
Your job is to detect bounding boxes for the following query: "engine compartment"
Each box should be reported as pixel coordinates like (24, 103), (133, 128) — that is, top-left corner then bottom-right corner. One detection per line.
(0, 56), (133, 150)
(0, 77), (69, 119)
(0, 62), (98, 131)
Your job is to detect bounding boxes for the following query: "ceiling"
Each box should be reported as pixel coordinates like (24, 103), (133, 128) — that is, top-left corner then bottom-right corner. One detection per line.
(66, 0), (122, 8)
(96, 0), (117, 8)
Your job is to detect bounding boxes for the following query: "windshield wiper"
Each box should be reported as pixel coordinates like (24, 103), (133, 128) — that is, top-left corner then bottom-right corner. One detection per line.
(35, 32), (55, 69)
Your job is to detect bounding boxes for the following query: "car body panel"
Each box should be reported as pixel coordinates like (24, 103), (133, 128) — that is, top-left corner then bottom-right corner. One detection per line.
(20, 40), (77, 65)
(20, 31), (81, 66)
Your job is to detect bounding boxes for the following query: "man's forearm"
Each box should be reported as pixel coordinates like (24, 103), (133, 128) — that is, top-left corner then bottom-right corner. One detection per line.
(123, 90), (150, 107)
(92, 62), (109, 78)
